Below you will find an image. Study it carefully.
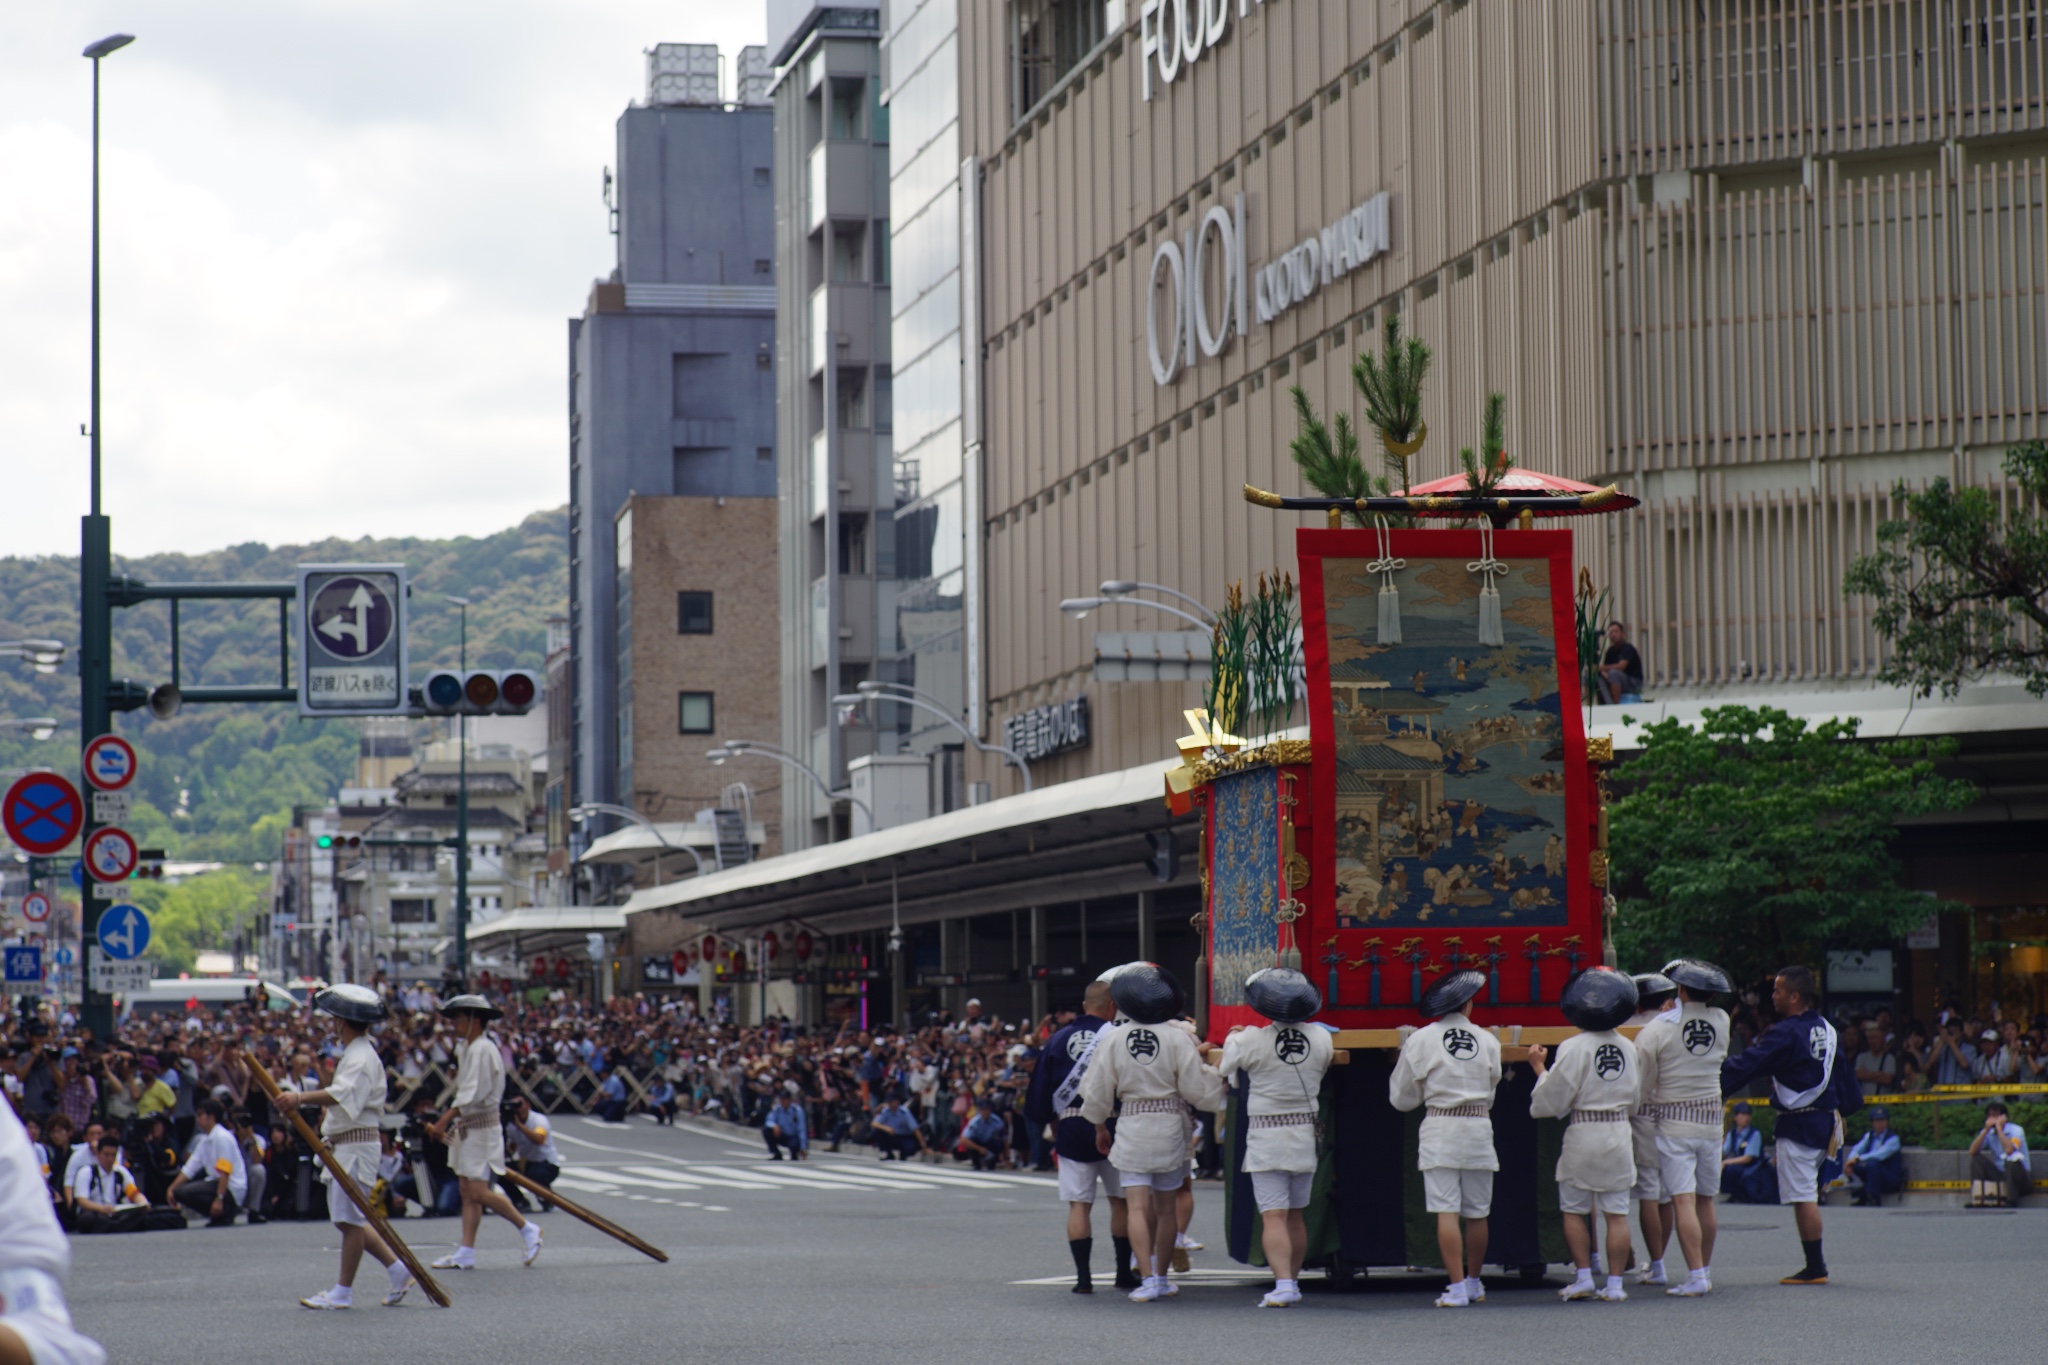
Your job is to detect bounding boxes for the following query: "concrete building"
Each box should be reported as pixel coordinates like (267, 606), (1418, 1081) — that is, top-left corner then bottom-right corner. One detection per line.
(626, 0), (2048, 1026)
(569, 43), (777, 831)
(769, 2), (900, 850)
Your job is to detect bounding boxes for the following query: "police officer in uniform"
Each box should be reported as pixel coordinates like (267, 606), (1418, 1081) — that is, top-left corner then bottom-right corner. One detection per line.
(1390, 967), (1502, 1308)
(1720, 963), (1860, 1286)
(1529, 968), (1640, 1303)
(1078, 963), (1224, 1303)
(1640, 958), (1733, 1297)
(1625, 971), (1678, 1286)
(1023, 978), (1136, 1294)
(427, 995), (542, 1270)
(1219, 968), (1332, 1309)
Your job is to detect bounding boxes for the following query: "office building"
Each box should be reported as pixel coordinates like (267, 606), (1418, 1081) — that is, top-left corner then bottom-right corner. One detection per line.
(569, 42), (778, 840)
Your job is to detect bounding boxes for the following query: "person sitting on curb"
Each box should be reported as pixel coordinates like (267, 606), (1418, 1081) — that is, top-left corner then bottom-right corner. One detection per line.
(1842, 1108), (1902, 1207)
(1968, 1102), (2032, 1208)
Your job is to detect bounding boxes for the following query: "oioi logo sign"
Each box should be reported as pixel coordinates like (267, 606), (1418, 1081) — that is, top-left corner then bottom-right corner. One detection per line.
(1146, 190), (1393, 387)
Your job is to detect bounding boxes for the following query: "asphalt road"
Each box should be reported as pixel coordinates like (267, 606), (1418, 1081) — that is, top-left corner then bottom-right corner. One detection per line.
(65, 1115), (2040, 1364)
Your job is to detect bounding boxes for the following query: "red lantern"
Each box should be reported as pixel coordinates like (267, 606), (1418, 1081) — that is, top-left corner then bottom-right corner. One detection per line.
(530, 956), (546, 979)
(762, 930), (780, 960)
(794, 930), (813, 963)
(553, 956), (571, 982)
(702, 934), (718, 961)
(671, 949), (688, 976)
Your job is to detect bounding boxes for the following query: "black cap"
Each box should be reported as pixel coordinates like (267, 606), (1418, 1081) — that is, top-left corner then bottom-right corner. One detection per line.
(1560, 967), (1638, 1032)
(314, 984), (388, 1026)
(1662, 958), (1733, 996)
(1243, 968), (1321, 1024)
(1731, 1101), (1752, 1115)
(1631, 972), (1677, 1007)
(1109, 962), (1185, 1026)
(1419, 968), (1486, 1018)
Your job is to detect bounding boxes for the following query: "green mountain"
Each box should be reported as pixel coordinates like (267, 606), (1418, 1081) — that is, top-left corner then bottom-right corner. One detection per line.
(0, 507), (566, 864)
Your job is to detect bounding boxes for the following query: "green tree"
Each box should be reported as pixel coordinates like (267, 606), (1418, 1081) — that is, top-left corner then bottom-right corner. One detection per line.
(1609, 705), (1976, 984)
(1845, 441), (2048, 697)
(126, 866), (268, 978)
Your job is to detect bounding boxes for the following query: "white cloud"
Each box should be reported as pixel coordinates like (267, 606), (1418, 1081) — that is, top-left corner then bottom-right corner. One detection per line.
(0, 0), (768, 557)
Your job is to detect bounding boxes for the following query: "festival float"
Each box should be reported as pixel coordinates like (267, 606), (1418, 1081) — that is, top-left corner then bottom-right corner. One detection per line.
(1169, 321), (1642, 1280)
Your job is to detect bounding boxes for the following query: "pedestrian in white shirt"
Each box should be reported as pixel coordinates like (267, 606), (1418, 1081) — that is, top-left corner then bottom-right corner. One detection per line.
(70, 1135), (149, 1235)
(1640, 958), (1734, 1297)
(1389, 968), (1503, 1308)
(1529, 968), (1641, 1303)
(270, 984), (415, 1311)
(0, 1097), (105, 1365)
(1624, 971), (1679, 1286)
(1219, 968), (1332, 1310)
(167, 1099), (247, 1226)
(427, 995), (542, 1270)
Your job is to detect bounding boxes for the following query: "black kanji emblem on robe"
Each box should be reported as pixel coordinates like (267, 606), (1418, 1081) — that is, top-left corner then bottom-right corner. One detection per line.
(1275, 1028), (1310, 1065)
(1682, 1019), (1718, 1055)
(1594, 1043), (1627, 1080)
(1442, 1027), (1479, 1060)
(1127, 1028), (1160, 1060)
(1067, 1030), (1094, 1060)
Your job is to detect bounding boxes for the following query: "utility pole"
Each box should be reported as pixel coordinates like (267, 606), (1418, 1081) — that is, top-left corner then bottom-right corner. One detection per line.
(78, 33), (135, 1041)
(448, 596), (471, 987)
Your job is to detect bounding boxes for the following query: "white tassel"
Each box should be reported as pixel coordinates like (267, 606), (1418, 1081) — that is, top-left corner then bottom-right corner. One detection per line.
(1368, 516), (1404, 645)
(1469, 523), (1508, 646)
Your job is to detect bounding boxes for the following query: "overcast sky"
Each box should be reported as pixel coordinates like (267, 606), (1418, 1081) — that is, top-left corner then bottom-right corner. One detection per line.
(0, 1), (768, 559)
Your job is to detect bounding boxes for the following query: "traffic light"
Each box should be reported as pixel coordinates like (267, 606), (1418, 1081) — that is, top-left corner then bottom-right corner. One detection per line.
(419, 668), (541, 716)
(1146, 829), (1178, 883)
(131, 849), (166, 879)
(312, 835), (361, 851)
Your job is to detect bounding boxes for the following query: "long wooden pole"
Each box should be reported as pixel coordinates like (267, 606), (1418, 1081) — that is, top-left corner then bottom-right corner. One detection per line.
(498, 1166), (669, 1263)
(240, 1050), (452, 1308)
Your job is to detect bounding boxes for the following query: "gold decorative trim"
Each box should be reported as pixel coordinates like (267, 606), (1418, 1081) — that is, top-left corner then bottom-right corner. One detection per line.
(1284, 850), (1311, 891)
(1380, 423), (1427, 458)
(1189, 738), (1313, 786)
(1586, 736), (1614, 763)
(1242, 483), (1285, 508)
(1588, 850), (1610, 887)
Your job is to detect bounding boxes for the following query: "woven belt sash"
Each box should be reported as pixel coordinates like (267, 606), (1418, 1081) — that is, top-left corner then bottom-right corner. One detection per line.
(456, 1112), (498, 1135)
(1427, 1103), (1492, 1120)
(1059, 1107), (1085, 1120)
(1570, 1109), (1628, 1124)
(1248, 1111), (1316, 1130)
(327, 1127), (380, 1147)
(1654, 1100), (1725, 1126)
(1121, 1098), (1188, 1116)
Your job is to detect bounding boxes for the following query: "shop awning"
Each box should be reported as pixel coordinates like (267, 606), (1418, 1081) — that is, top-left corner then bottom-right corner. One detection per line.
(577, 821), (766, 869)
(617, 755), (1200, 937)
(467, 905), (627, 954)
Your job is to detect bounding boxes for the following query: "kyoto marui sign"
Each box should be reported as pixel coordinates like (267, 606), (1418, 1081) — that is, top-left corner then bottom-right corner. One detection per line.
(1147, 190), (1391, 386)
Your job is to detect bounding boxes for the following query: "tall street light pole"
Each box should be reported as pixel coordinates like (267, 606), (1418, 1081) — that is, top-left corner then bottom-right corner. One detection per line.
(78, 32), (134, 1041)
(447, 595), (471, 987)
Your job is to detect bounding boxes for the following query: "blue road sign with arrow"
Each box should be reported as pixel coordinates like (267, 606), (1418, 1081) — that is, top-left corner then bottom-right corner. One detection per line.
(95, 904), (151, 961)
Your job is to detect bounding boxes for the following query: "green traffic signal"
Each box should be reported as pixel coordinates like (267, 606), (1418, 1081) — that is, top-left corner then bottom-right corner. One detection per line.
(316, 835), (335, 849)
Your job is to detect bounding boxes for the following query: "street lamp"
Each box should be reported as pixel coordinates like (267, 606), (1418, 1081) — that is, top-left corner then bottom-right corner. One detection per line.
(77, 32), (134, 1042)
(706, 740), (874, 833)
(570, 801), (708, 886)
(1059, 595), (1214, 630)
(0, 719), (61, 742)
(0, 640), (68, 674)
(834, 681), (1033, 792)
(1098, 579), (1217, 624)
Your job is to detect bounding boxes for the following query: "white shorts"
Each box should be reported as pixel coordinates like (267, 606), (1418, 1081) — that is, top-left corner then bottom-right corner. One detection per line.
(322, 1141), (379, 1227)
(451, 1122), (507, 1181)
(0, 1268), (103, 1365)
(1656, 1134), (1722, 1199)
(1558, 1182), (1630, 1217)
(1058, 1157), (1124, 1204)
(1120, 1164), (1189, 1192)
(1631, 1129), (1662, 1202)
(1422, 1167), (1494, 1219)
(1776, 1138), (1824, 1204)
(1249, 1169), (1314, 1212)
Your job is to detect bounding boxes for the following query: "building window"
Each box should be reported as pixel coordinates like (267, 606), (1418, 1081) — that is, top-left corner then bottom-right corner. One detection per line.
(831, 224), (867, 281)
(678, 591), (714, 635)
(829, 78), (864, 139)
(1012, 0), (1109, 120)
(391, 898), (435, 924)
(678, 691), (715, 734)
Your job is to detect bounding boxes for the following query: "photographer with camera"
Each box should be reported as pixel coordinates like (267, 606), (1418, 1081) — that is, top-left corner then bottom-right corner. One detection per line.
(503, 1097), (561, 1214)
(1967, 1101), (2032, 1207)
(426, 996), (543, 1271)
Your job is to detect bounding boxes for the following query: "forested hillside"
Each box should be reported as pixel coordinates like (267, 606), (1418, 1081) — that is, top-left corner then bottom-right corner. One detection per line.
(0, 507), (567, 864)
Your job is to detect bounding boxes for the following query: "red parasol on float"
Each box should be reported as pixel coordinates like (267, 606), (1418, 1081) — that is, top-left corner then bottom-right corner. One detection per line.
(1398, 465), (1638, 518)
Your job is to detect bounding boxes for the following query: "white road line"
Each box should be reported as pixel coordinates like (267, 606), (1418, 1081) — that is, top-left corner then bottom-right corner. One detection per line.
(681, 1164), (876, 1192)
(576, 1167), (768, 1192)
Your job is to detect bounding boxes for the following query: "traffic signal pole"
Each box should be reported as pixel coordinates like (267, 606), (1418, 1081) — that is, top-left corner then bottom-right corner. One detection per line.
(78, 47), (114, 1041)
(454, 601), (469, 987)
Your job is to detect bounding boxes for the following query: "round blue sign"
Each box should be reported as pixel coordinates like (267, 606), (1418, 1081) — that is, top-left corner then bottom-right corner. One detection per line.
(96, 904), (151, 961)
